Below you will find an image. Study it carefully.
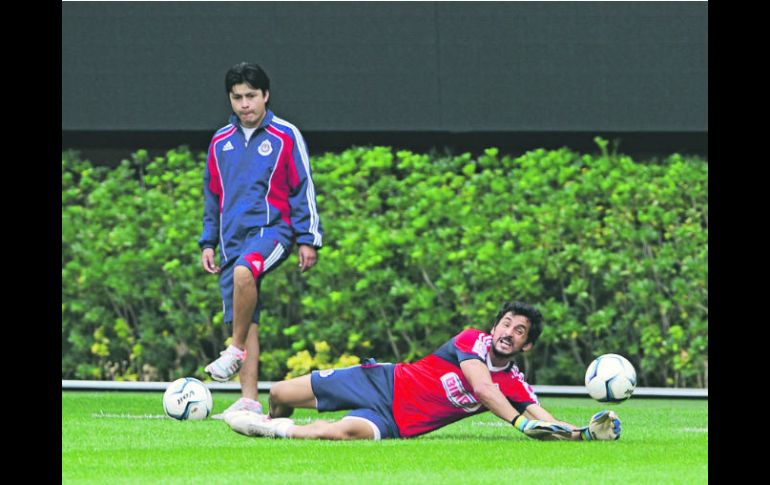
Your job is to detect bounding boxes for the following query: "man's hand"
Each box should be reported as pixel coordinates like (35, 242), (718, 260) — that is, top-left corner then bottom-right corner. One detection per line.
(298, 245), (317, 273)
(578, 410), (622, 441)
(512, 415), (574, 441)
(201, 248), (221, 274)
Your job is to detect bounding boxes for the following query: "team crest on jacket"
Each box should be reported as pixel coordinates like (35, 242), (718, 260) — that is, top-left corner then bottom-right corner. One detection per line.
(258, 140), (273, 156)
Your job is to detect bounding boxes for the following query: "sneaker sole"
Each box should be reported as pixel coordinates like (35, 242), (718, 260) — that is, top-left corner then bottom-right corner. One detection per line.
(212, 410), (263, 421)
(205, 364), (237, 382)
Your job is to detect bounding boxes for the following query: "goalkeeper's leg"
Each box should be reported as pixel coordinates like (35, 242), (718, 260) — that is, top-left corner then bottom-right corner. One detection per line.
(269, 375), (318, 418)
(288, 418), (376, 440)
(228, 414), (376, 440)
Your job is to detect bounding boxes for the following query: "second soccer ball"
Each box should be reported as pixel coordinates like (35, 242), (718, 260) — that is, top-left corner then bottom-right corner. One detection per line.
(584, 354), (637, 403)
(163, 377), (213, 420)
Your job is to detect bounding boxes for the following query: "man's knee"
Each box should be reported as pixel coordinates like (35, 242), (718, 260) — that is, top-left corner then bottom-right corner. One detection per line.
(269, 381), (285, 403)
(234, 265), (257, 288)
(267, 382), (294, 418)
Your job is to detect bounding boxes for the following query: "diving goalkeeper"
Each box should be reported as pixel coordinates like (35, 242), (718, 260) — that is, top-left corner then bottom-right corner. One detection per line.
(225, 300), (622, 441)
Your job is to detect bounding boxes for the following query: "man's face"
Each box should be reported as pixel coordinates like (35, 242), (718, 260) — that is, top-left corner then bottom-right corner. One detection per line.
(229, 83), (269, 129)
(490, 312), (533, 359)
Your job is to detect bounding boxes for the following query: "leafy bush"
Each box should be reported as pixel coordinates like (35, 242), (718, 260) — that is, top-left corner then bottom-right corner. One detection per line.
(62, 140), (708, 387)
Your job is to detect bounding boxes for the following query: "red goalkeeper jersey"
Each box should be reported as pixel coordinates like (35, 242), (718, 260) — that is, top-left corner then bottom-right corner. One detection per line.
(392, 328), (539, 438)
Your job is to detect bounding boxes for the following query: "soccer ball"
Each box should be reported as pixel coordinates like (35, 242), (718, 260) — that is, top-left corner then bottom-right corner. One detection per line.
(163, 377), (213, 420)
(584, 354), (637, 403)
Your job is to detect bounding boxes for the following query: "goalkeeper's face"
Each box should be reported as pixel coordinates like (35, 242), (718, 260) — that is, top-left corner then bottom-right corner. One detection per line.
(490, 312), (533, 360)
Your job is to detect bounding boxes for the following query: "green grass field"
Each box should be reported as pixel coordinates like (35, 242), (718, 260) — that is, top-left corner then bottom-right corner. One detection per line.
(62, 392), (707, 484)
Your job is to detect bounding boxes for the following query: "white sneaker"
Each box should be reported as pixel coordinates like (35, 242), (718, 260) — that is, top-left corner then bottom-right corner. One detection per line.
(211, 397), (263, 420)
(205, 345), (246, 382)
(226, 411), (294, 438)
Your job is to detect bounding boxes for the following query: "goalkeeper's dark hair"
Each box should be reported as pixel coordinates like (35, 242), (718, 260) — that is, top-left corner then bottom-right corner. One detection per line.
(492, 301), (544, 345)
(225, 62), (270, 96)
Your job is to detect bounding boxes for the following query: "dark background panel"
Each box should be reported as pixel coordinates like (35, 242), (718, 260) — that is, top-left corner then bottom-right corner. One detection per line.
(62, 2), (441, 131)
(62, 1), (707, 160)
(435, 2), (707, 131)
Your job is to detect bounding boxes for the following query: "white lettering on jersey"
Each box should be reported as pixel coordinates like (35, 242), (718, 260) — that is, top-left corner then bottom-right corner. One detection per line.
(510, 365), (523, 380)
(508, 365), (540, 404)
(471, 334), (491, 360)
(440, 372), (482, 412)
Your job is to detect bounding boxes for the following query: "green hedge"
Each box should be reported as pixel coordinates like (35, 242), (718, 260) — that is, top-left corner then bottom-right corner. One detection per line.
(62, 140), (708, 387)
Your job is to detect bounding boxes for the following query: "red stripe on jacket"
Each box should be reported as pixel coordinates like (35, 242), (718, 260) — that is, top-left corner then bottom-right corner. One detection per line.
(207, 126), (237, 212)
(265, 125), (300, 225)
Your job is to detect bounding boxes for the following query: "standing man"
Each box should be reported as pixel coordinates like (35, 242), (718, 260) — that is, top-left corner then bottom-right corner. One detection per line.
(199, 62), (323, 418)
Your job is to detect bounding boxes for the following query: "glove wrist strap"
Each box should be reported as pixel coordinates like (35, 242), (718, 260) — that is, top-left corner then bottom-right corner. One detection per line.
(511, 415), (528, 431)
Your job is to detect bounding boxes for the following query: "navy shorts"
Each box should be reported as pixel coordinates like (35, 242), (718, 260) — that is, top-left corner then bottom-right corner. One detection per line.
(310, 362), (400, 440)
(219, 228), (290, 324)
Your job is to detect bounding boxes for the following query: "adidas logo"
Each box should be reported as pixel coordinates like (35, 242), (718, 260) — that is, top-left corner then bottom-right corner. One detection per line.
(223, 141), (234, 151)
(252, 260), (262, 271)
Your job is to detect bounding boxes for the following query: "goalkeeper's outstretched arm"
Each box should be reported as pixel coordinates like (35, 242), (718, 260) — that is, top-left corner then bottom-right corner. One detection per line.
(460, 359), (621, 441)
(459, 359), (576, 441)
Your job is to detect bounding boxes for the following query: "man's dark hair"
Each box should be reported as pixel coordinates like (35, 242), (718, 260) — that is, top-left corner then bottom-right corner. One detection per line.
(492, 301), (544, 345)
(225, 62), (270, 95)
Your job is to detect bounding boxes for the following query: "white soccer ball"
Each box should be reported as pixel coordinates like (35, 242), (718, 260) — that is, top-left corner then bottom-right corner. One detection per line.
(584, 354), (637, 403)
(163, 377), (213, 420)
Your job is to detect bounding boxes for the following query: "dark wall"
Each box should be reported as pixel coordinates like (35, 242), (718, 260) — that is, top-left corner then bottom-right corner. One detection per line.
(62, 2), (707, 158)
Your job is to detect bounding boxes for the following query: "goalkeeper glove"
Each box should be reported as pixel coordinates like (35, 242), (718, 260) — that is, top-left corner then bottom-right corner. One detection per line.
(511, 415), (574, 441)
(577, 410), (622, 441)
